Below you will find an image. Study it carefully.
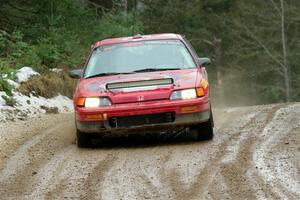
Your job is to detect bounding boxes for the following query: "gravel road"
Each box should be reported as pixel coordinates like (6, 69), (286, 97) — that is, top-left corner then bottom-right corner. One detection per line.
(0, 103), (299, 200)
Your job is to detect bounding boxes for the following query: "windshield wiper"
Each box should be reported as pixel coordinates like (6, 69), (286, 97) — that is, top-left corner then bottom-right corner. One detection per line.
(85, 72), (134, 79)
(133, 68), (181, 73)
(85, 68), (181, 78)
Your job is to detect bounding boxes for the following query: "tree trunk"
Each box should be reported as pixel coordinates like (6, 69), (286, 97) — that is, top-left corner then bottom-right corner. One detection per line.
(124, 0), (128, 13)
(281, 0), (291, 102)
(213, 37), (225, 106)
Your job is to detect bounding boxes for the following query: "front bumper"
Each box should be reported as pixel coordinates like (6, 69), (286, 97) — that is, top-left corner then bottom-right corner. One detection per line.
(76, 97), (209, 121)
(75, 97), (210, 134)
(76, 110), (210, 134)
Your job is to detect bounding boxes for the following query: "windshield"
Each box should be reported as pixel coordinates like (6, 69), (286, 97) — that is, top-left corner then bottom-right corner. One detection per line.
(83, 40), (196, 78)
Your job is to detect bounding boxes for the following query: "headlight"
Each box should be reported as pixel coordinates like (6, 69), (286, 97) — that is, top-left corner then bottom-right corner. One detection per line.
(77, 97), (112, 107)
(170, 89), (197, 100)
(85, 98), (101, 107)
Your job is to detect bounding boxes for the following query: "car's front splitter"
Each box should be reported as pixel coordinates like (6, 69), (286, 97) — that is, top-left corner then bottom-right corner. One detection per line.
(76, 110), (210, 134)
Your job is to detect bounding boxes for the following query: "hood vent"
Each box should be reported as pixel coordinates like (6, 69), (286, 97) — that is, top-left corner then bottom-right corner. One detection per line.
(106, 78), (173, 90)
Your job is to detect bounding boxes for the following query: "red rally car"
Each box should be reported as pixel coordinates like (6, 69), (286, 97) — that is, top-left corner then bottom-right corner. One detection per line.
(69, 33), (214, 147)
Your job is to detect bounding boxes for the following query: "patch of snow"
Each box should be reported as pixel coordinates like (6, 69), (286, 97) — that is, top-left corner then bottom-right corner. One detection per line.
(0, 91), (73, 122)
(0, 91), (8, 107)
(6, 79), (20, 89)
(1, 67), (74, 122)
(2, 74), (7, 79)
(15, 67), (40, 83)
(50, 68), (63, 73)
(13, 92), (73, 113)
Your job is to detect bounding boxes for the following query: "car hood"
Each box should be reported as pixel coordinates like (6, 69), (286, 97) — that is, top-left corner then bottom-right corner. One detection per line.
(76, 68), (201, 103)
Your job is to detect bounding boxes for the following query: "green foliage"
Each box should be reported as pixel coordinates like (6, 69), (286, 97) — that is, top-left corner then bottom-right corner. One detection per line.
(0, 59), (15, 96)
(0, 30), (39, 70)
(19, 46), (42, 69)
(36, 38), (60, 68)
(0, 80), (13, 97)
(10, 31), (29, 58)
(0, 0), (145, 98)
(94, 12), (144, 39)
(0, 0), (299, 105)
(0, 31), (9, 56)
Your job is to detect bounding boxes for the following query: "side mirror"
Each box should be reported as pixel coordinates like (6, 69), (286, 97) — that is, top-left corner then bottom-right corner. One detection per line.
(69, 69), (83, 79)
(197, 57), (211, 67)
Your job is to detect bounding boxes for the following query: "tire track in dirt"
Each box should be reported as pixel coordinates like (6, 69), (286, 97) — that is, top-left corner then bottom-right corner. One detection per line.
(0, 114), (75, 199)
(121, 108), (255, 200)
(114, 107), (266, 200)
(253, 104), (300, 200)
(0, 114), (73, 170)
(95, 148), (174, 200)
(148, 108), (260, 200)
(247, 105), (294, 200)
(166, 104), (282, 199)
(82, 154), (118, 200)
(75, 107), (255, 199)
(216, 105), (283, 200)
(27, 146), (76, 199)
(32, 148), (117, 200)
(0, 104), (299, 199)
(0, 123), (70, 197)
(138, 153), (172, 199)
(272, 127), (300, 199)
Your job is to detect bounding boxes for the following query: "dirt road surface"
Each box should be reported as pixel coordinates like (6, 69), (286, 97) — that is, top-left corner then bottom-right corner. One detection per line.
(0, 103), (299, 200)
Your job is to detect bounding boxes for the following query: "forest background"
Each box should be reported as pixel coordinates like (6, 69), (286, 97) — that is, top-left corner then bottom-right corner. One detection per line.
(1, 0), (300, 106)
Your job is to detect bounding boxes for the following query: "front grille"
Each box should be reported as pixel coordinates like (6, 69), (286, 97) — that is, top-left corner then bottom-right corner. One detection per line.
(109, 113), (174, 128)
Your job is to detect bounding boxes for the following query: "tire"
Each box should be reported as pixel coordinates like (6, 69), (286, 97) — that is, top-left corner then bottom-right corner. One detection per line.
(196, 110), (214, 141)
(76, 129), (93, 148)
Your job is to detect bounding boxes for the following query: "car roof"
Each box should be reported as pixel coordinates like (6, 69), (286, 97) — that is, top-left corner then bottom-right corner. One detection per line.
(94, 33), (183, 47)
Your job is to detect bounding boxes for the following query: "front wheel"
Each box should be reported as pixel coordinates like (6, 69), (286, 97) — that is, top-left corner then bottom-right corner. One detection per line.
(196, 120), (213, 140)
(194, 111), (214, 141)
(76, 129), (93, 148)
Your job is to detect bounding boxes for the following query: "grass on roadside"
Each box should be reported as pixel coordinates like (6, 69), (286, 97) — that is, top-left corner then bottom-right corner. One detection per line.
(17, 70), (77, 99)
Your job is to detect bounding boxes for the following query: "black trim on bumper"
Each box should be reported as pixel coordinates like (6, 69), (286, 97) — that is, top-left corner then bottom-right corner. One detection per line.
(76, 110), (210, 134)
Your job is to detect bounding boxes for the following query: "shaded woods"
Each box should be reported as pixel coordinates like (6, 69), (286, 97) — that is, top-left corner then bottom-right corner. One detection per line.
(1, 0), (300, 105)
